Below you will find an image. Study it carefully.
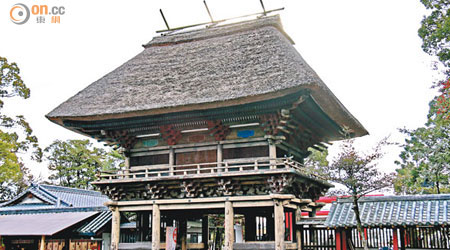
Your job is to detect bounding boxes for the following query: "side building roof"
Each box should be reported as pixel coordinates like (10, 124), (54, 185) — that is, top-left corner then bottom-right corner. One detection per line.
(325, 194), (450, 228)
(0, 183), (109, 214)
(46, 15), (367, 138)
(0, 184), (111, 236)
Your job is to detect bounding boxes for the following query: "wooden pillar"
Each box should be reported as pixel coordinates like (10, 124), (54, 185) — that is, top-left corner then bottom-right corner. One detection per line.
(393, 228), (399, 250)
(336, 230), (342, 250)
(169, 147), (174, 175)
(269, 141), (277, 168)
(152, 204), (160, 250)
(217, 144), (223, 171)
(224, 200), (234, 250)
(295, 227), (302, 250)
(274, 199), (285, 250)
(111, 206), (120, 250)
(180, 218), (187, 250)
(124, 155), (130, 177)
(40, 235), (46, 250)
(202, 215), (209, 250)
(342, 230), (347, 250)
(399, 228), (406, 250)
(293, 209), (302, 250)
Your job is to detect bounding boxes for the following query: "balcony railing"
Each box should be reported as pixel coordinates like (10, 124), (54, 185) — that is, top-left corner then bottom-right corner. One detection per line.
(96, 157), (325, 182)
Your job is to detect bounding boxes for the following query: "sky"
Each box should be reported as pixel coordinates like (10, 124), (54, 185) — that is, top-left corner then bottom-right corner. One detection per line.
(0, 0), (438, 179)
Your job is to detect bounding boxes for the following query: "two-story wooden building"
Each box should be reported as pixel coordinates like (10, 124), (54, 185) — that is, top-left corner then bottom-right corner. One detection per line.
(47, 15), (367, 250)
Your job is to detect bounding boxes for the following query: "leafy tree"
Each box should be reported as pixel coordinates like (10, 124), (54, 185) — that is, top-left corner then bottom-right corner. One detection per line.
(304, 147), (329, 178)
(395, 114), (450, 194)
(394, 1), (450, 196)
(327, 137), (395, 250)
(0, 56), (41, 201)
(45, 139), (124, 189)
(418, 0), (450, 70)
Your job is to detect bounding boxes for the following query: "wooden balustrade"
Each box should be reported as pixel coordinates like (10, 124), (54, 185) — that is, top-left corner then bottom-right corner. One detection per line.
(97, 157), (323, 181)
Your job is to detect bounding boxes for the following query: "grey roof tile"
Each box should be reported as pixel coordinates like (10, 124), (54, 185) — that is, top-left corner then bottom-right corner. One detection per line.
(325, 194), (450, 228)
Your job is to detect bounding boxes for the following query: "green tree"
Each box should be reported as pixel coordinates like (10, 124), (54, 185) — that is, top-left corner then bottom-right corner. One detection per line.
(0, 56), (41, 201)
(418, 0), (450, 70)
(395, 117), (450, 194)
(327, 137), (395, 250)
(304, 147), (329, 177)
(45, 139), (124, 189)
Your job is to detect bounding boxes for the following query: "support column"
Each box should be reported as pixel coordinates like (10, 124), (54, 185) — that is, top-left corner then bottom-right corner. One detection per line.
(295, 226), (302, 250)
(169, 147), (174, 175)
(40, 235), (46, 250)
(217, 143), (223, 171)
(180, 218), (187, 250)
(393, 228), (399, 250)
(224, 200), (234, 250)
(399, 228), (406, 250)
(202, 215), (209, 250)
(336, 230), (342, 250)
(152, 204), (160, 250)
(274, 199), (285, 250)
(342, 230), (348, 250)
(124, 154), (130, 177)
(293, 208), (302, 250)
(111, 206), (120, 250)
(269, 141), (277, 168)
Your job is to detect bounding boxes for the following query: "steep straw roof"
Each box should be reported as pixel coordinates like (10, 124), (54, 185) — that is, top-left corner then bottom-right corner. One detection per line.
(47, 15), (367, 137)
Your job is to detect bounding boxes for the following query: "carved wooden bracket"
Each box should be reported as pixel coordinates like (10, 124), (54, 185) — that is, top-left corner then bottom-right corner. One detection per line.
(101, 185), (126, 201)
(217, 178), (239, 196)
(160, 125), (182, 145)
(260, 113), (281, 136)
(144, 183), (167, 199)
(207, 120), (230, 141)
(267, 174), (294, 194)
(180, 180), (203, 198)
(105, 130), (137, 150)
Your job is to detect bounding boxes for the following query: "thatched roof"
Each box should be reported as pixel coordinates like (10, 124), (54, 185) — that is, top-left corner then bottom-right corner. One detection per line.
(47, 15), (367, 137)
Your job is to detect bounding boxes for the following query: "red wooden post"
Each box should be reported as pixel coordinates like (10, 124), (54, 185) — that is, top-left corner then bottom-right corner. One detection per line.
(364, 228), (368, 240)
(393, 228), (399, 250)
(336, 230), (342, 250)
(342, 230), (347, 250)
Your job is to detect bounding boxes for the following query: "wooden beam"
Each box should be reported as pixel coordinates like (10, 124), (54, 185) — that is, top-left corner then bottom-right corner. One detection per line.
(224, 200), (234, 250)
(274, 199), (285, 250)
(111, 207), (120, 250)
(152, 204), (160, 250)
(110, 194), (295, 206)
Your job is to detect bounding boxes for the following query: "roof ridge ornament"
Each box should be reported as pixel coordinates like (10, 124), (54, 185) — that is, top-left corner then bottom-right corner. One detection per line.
(157, 0), (284, 35)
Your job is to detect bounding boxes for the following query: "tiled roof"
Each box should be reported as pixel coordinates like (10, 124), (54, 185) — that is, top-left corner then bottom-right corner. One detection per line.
(0, 184), (110, 215)
(76, 211), (111, 236)
(325, 195), (450, 228)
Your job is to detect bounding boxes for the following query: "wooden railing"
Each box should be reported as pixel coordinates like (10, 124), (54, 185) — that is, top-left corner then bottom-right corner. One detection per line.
(97, 157), (323, 181)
